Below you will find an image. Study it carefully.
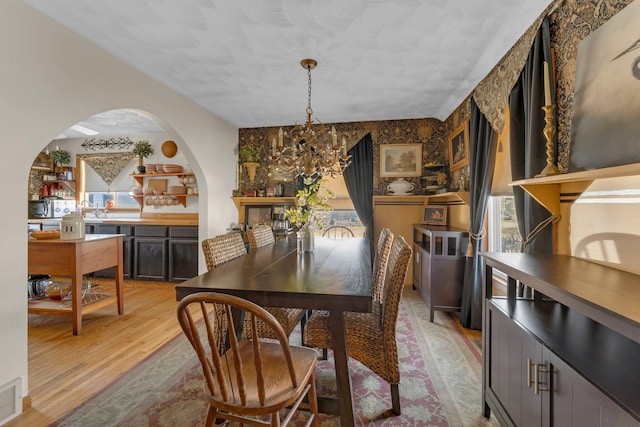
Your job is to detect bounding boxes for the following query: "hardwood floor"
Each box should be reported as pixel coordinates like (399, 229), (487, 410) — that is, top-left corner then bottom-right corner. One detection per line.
(8, 280), (483, 426)
(7, 280), (183, 427)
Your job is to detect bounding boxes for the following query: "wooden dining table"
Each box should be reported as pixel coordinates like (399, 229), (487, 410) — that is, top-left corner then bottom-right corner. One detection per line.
(175, 235), (373, 427)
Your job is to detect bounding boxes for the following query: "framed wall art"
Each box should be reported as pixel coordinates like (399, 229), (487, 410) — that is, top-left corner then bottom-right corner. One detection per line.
(380, 144), (422, 177)
(423, 205), (448, 226)
(448, 121), (469, 172)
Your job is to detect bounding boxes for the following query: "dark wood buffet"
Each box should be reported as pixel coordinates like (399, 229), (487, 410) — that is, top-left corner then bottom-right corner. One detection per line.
(482, 253), (640, 426)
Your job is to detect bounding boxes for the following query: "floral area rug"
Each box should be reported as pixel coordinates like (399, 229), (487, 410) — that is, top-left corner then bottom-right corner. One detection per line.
(53, 290), (498, 426)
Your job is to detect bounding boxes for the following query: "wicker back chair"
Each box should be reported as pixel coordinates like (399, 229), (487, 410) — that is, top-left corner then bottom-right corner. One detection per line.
(244, 225), (306, 340)
(304, 236), (412, 415)
(202, 232), (247, 271)
(373, 227), (394, 303)
(177, 292), (319, 427)
(247, 224), (276, 253)
(201, 232), (303, 340)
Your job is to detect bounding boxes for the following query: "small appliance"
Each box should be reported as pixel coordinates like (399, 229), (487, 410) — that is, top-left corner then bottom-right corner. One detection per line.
(28, 200), (49, 219)
(49, 199), (76, 218)
(60, 213), (85, 240)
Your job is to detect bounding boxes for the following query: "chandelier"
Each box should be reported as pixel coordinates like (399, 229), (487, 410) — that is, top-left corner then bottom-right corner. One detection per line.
(271, 59), (351, 178)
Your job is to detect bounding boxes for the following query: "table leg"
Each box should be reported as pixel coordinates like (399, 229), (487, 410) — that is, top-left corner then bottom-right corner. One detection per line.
(329, 310), (355, 427)
(71, 267), (83, 336)
(114, 237), (124, 314)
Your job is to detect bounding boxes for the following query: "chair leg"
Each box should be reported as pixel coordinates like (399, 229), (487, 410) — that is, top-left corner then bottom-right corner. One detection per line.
(205, 405), (218, 427)
(391, 383), (401, 415)
(322, 348), (328, 360)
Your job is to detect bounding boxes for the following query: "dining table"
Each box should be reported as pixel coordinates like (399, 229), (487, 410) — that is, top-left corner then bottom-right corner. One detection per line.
(175, 235), (373, 427)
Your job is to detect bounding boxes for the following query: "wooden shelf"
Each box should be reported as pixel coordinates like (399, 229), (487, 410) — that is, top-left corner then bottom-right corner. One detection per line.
(131, 172), (196, 207)
(510, 163), (640, 216)
(28, 292), (116, 315)
(231, 196), (296, 211)
(131, 172), (195, 188)
(426, 191), (469, 205)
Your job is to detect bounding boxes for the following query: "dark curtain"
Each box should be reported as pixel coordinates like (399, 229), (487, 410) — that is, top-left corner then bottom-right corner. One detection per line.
(343, 133), (374, 244)
(460, 100), (498, 330)
(509, 17), (554, 255)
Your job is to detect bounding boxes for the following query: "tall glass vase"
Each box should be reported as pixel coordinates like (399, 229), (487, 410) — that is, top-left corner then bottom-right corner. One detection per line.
(296, 225), (315, 254)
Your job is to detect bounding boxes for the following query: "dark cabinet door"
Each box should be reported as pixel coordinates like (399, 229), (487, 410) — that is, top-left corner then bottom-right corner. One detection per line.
(168, 238), (198, 282)
(486, 302), (543, 427)
(133, 237), (168, 281)
(544, 349), (637, 427)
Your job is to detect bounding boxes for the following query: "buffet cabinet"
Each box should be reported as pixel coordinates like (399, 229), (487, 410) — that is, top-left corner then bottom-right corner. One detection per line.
(86, 224), (198, 282)
(483, 253), (640, 426)
(412, 224), (468, 321)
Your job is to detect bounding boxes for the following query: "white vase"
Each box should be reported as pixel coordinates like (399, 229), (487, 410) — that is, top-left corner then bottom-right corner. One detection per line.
(296, 226), (315, 254)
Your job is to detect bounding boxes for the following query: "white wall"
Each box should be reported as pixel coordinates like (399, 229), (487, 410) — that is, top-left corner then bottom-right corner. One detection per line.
(0, 0), (238, 411)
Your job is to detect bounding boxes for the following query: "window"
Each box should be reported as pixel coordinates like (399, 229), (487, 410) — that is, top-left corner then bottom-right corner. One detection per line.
(315, 210), (365, 237)
(488, 195), (521, 253)
(84, 191), (138, 208)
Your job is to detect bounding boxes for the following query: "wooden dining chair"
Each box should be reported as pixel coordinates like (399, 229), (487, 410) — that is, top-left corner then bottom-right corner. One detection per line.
(247, 224), (276, 253)
(304, 236), (412, 416)
(177, 292), (319, 427)
(322, 225), (355, 239)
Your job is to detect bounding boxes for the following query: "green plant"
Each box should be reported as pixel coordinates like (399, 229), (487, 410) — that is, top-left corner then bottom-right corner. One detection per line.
(285, 179), (335, 231)
(132, 140), (154, 159)
(49, 149), (71, 166)
(239, 145), (261, 163)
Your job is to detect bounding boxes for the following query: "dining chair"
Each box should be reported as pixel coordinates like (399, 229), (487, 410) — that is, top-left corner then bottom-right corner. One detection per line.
(316, 227), (395, 360)
(202, 231), (305, 341)
(304, 235), (412, 416)
(177, 292), (319, 427)
(247, 224), (276, 252)
(322, 225), (355, 239)
(246, 225), (306, 341)
(201, 232), (247, 271)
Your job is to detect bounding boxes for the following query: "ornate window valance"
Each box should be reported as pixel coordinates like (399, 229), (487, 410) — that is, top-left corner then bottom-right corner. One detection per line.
(77, 153), (136, 186)
(472, 0), (563, 133)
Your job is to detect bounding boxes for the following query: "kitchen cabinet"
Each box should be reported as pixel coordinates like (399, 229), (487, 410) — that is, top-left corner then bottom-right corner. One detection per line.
(133, 225), (168, 281)
(131, 172), (197, 207)
(412, 224), (468, 321)
(132, 225), (199, 282)
(168, 226), (198, 281)
(87, 224), (133, 279)
(482, 253), (640, 426)
(85, 223), (197, 282)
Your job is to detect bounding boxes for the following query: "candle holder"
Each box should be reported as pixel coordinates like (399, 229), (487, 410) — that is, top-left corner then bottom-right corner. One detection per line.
(535, 105), (561, 178)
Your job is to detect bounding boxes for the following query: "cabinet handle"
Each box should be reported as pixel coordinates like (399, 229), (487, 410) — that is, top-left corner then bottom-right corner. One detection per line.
(527, 358), (534, 388)
(534, 363), (549, 395)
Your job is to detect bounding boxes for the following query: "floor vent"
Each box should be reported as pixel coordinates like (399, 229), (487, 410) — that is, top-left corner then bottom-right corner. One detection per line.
(0, 378), (21, 425)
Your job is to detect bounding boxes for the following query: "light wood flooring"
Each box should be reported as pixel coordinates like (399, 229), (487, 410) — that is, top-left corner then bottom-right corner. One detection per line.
(8, 280), (482, 427)
(7, 280), (183, 427)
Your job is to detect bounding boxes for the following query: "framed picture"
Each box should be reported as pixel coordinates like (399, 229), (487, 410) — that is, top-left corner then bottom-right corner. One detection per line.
(448, 121), (470, 171)
(246, 207), (272, 226)
(380, 144), (422, 177)
(423, 205), (447, 226)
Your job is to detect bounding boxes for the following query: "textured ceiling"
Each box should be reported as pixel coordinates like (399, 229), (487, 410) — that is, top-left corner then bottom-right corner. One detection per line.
(24, 0), (551, 133)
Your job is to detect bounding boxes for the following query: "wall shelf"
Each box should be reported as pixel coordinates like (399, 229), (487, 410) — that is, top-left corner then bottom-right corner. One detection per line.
(510, 163), (640, 217)
(131, 172), (197, 208)
(426, 191), (469, 206)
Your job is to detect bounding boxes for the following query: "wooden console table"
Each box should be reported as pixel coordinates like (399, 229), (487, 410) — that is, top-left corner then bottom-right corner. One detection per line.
(28, 234), (125, 335)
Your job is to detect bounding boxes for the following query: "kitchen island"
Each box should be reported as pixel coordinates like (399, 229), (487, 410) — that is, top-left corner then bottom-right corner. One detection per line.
(28, 234), (124, 335)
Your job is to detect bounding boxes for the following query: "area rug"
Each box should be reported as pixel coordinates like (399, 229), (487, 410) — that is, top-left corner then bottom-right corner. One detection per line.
(53, 290), (497, 426)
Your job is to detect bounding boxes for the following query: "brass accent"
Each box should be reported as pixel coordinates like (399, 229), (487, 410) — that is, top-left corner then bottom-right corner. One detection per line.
(527, 358), (534, 388)
(535, 105), (561, 178)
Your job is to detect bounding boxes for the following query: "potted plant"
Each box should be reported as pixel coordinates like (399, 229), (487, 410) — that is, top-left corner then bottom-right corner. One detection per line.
(49, 149), (71, 176)
(239, 145), (261, 187)
(285, 179), (335, 253)
(132, 140), (153, 173)
(239, 145), (261, 164)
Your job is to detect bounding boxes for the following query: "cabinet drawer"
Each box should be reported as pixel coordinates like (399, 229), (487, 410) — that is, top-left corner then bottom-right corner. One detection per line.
(134, 225), (168, 237)
(169, 226), (198, 239)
